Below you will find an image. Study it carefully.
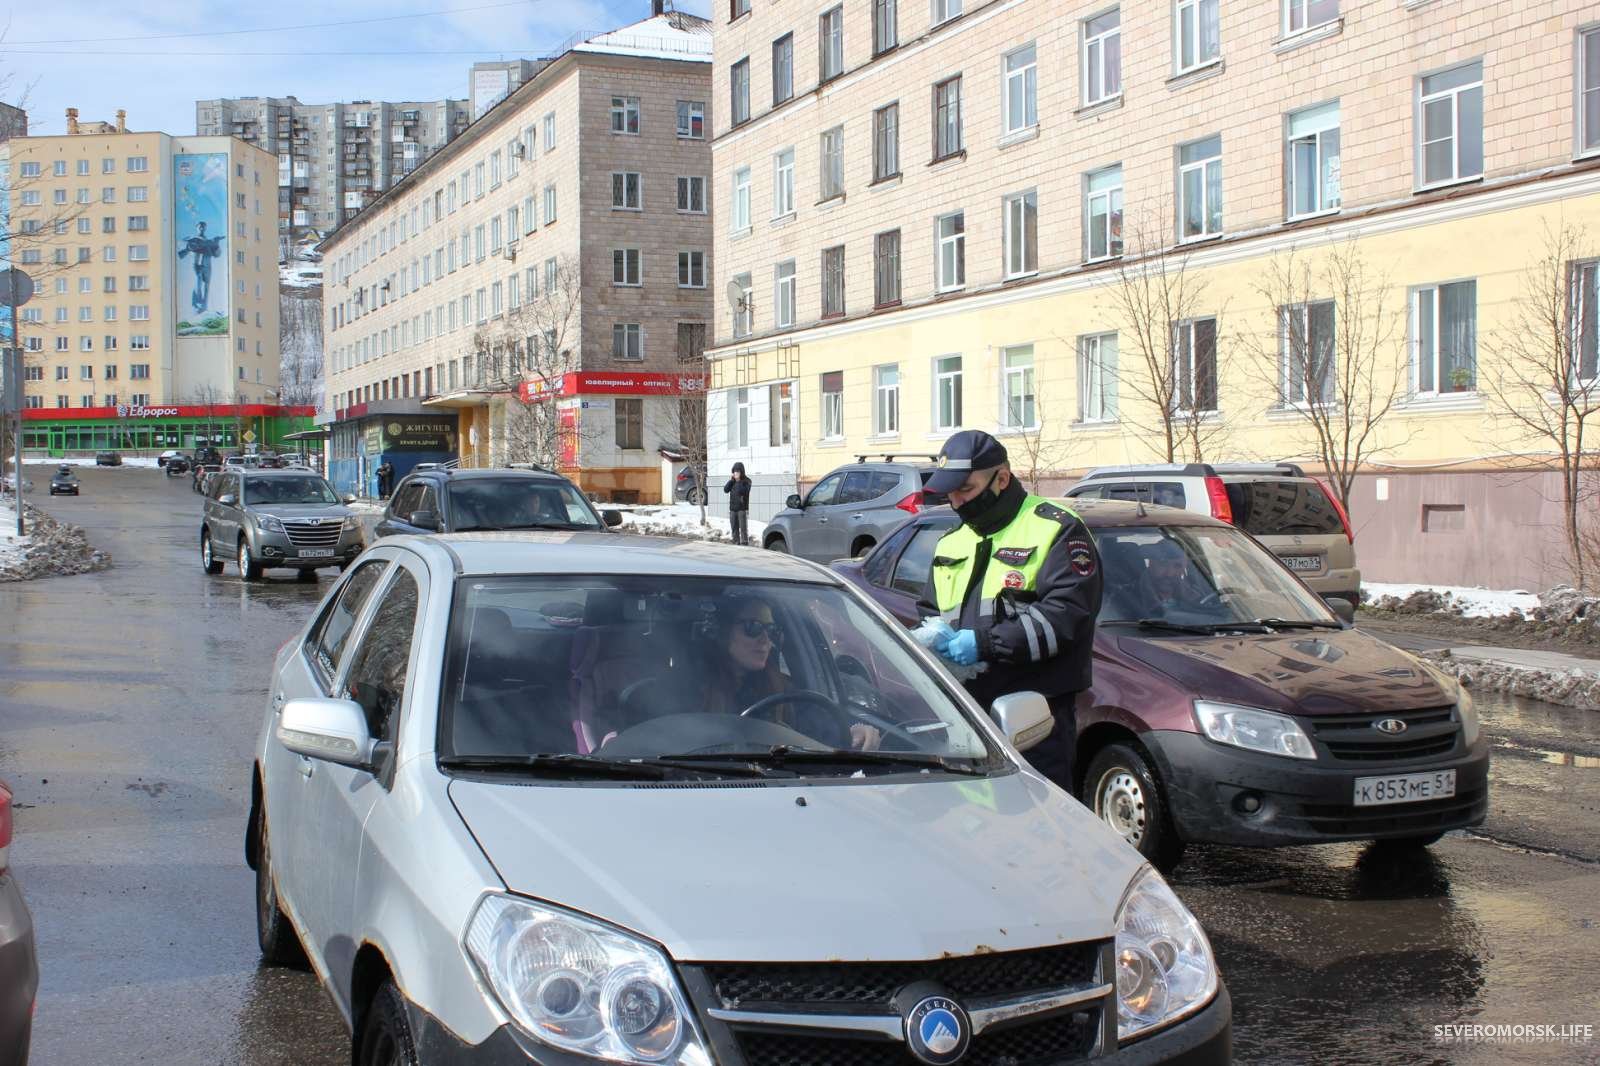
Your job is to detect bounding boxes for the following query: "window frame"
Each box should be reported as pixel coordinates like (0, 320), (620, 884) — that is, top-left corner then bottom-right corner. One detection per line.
(1171, 316), (1220, 415)
(1571, 258), (1599, 386)
(1078, 332), (1118, 423)
(612, 322), (644, 361)
(1416, 60), (1485, 190)
(1177, 135), (1223, 242)
(1000, 344), (1038, 430)
(820, 371), (845, 439)
(1581, 26), (1600, 158)
(1002, 190), (1038, 279)
(873, 0), (898, 56)
(609, 96), (642, 136)
(731, 58), (752, 126)
(1410, 279), (1478, 396)
(677, 100), (707, 139)
(615, 397), (644, 449)
(610, 171), (643, 211)
(775, 260), (797, 329)
(732, 272), (754, 338)
(773, 148), (797, 218)
(1082, 7), (1122, 106)
(931, 0), (961, 27)
(873, 363), (901, 436)
(933, 76), (964, 161)
(1002, 43), (1038, 137)
(821, 245), (847, 319)
(932, 354), (963, 431)
(1286, 101), (1342, 219)
(612, 247), (642, 288)
(820, 127), (845, 202)
(772, 34), (795, 105)
(873, 102), (901, 183)
(819, 6), (845, 83)
(1282, 0), (1339, 38)
(732, 167), (752, 232)
(678, 250), (707, 289)
(1085, 164), (1124, 262)
(1280, 299), (1337, 407)
(874, 229), (902, 308)
(1173, 0), (1220, 74)
(935, 211), (966, 293)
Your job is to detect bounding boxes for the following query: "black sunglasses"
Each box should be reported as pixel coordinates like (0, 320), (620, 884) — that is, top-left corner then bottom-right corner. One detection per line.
(735, 618), (784, 644)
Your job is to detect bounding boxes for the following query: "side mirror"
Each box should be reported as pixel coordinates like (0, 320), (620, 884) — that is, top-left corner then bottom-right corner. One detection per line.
(1324, 596), (1357, 625)
(408, 509), (441, 531)
(602, 510), (624, 528)
(276, 697), (376, 770)
(342, 493), (358, 504)
(217, 493), (237, 506)
(990, 691), (1054, 753)
(786, 493), (804, 510)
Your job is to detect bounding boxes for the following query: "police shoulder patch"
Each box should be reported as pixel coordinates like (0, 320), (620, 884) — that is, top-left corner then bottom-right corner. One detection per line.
(1067, 538), (1096, 577)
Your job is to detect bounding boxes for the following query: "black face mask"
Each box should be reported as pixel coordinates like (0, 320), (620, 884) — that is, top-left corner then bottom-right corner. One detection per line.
(954, 471), (1018, 534)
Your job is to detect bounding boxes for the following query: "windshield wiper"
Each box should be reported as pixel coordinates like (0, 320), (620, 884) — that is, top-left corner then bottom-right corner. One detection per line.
(438, 753), (778, 779)
(660, 746), (992, 777)
(495, 521), (599, 531)
(452, 524), (503, 532)
(1102, 618), (1225, 635)
(1249, 617), (1343, 630)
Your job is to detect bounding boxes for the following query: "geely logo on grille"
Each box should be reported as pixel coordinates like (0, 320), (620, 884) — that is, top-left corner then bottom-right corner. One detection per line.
(301, 518), (322, 525)
(1375, 718), (1408, 735)
(905, 996), (970, 1065)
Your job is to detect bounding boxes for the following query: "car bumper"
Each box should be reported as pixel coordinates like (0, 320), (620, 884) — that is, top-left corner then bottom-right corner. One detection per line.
(48, 486), (78, 495)
(1144, 729), (1489, 847)
(407, 984), (1231, 1065)
(253, 530), (364, 568)
(0, 873), (38, 1065)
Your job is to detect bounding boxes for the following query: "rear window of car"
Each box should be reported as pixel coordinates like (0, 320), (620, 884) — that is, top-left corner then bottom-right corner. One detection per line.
(1087, 481), (1186, 508)
(1224, 480), (1344, 536)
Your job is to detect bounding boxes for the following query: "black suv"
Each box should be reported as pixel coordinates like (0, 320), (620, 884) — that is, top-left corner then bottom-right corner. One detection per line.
(374, 467), (623, 537)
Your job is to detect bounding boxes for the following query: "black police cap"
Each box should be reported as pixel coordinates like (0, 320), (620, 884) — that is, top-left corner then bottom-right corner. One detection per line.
(925, 430), (1009, 493)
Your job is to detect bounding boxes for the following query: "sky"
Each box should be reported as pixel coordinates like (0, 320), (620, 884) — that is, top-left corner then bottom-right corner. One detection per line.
(1, 0), (710, 138)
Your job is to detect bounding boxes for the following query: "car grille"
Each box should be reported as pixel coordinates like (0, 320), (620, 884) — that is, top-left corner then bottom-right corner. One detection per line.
(1308, 707), (1459, 763)
(735, 1009), (1100, 1066)
(281, 519), (343, 547)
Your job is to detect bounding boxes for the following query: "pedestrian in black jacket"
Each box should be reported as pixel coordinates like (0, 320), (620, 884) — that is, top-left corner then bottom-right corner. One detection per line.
(724, 462), (752, 545)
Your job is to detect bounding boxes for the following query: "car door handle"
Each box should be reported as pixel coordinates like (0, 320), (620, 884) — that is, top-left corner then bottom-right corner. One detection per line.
(851, 513), (865, 520)
(272, 692), (286, 711)
(296, 756), (314, 779)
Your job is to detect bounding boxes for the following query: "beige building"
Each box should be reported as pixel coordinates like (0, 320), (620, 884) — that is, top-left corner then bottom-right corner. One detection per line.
(6, 110), (284, 453)
(320, 11), (714, 501)
(708, 0), (1600, 589)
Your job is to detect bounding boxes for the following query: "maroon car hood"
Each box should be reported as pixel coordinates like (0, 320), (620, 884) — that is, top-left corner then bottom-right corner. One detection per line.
(1110, 627), (1454, 716)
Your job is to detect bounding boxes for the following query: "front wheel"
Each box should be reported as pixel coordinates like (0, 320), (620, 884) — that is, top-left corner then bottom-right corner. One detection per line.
(238, 538), (264, 581)
(254, 810), (307, 968)
(764, 535), (789, 553)
(200, 531), (223, 575)
(1082, 743), (1186, 872)
(358, 982), (421, 1066)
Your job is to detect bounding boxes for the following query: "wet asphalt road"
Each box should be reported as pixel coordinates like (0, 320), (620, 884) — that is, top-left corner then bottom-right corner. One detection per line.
(1, 464), (1598, 1066)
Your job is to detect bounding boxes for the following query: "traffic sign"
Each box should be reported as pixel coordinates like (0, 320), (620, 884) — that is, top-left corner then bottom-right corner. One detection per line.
(0, 268), (35, 307)
(243, 429), (257, 443)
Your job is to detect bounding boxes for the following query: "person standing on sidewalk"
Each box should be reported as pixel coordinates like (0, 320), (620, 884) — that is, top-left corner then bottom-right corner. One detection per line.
(724, 462), (752, 545)
(919, 430), (1103, 793)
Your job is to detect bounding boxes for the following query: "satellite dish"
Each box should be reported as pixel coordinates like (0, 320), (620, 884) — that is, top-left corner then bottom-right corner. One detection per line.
(726, 280), (746, 308)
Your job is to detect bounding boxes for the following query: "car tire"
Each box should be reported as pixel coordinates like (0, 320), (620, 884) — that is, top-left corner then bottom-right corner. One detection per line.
(688, 487), (706, 505)
(1082, 743), (1186, 872)
(850, 536), (876, 558)
(358, 981), (421, 1066)
(764, 535), (789, 553)
(254, 810), (308, 968)
(201, 531), (224, 575)
(238, 538), (264, 582)
(295, 568), (319, 583)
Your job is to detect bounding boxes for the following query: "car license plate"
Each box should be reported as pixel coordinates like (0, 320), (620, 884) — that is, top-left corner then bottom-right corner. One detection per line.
(300, 548), (335, 558)
(1282, 554), (1322, 572)
(1353, 769), (1456, 807)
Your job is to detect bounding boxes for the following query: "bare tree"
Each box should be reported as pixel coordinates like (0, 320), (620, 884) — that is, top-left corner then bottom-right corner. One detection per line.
(278, 285), (324, 406)
(1482, 220), (1600, 589)
(1236, 239), (1409, 520)
(1103, 208), (1231, 463)
(488, 255), (584, 469)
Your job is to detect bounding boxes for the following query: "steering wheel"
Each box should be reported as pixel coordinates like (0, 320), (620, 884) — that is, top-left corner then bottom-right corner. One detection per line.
(741, 690), (921, 748)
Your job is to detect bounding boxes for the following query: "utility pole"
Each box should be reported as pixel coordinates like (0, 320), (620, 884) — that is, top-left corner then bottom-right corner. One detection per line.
(1, 266), (35, 537)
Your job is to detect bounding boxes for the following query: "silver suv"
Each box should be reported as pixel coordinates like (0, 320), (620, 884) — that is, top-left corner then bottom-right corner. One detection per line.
(1065, 462), (1359, 604)
(200, 469), (364, 581)
(762, 455), (947, 562)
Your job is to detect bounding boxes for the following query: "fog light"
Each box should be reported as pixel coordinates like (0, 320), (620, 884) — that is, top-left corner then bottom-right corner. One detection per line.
(262, 546), (279, 556)
(1234, 793), (1262, 814)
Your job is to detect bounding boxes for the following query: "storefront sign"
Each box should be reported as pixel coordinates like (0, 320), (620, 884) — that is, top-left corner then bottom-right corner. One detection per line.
(114, 405), (181, 418)
(24, 403), (314, 421)
(382, 418), (457, 451)
(520, 370), (709, 403)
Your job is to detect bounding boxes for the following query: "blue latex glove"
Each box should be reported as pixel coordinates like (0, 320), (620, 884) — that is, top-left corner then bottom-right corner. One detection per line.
(942, 629), (979, 666)
(919, 618), (956, 654)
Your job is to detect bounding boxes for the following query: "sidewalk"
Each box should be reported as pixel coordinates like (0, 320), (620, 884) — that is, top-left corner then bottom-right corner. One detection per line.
(1363, 623), (1600, 711)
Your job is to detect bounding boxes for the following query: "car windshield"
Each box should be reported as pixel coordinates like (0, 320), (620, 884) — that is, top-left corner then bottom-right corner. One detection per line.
(439, 576), (1003, 779)
(1095, 524), (1338, 628)
(448, 479), (600, 531)
(243, 475), (339, 505)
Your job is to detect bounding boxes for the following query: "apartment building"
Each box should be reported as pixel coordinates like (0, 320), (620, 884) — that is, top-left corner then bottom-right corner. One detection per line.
(5, 110), (301, 455)
(0, 103), (26, 143)
(708, 0), (1600, 590)
(320, 11), (714, 501)
(195, 95), (471, 239)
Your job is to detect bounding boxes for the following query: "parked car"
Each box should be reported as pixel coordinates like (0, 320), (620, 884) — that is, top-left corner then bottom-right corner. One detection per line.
(673, 464), (707, 504)
(375, 467), (620, 537)
(0, 778), (38, 1066)
(157, 449), (184, 468)
(1066, 462), (1360, 605)
(165, 456), (191, 477)
(761, 454), (948, 561)
(834, 499), (1488, 870)
(200, 469), (364, 580)
(247, 534), (1230, 1065)
(95, 451), (122, 467)
(48, 466), (81, 495)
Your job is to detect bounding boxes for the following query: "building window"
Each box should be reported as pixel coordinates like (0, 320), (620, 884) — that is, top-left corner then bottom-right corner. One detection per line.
(611, 171), (642, 210)
(131, 305), (150, 321)
(820, 126), (845, 201)
(769, 382), (794, 446)
(1284, 0), (1338, 36)
(677, 100), (706, 139)
(729, 387), (751, 448)
(1175, 0), (1220, 72)
(1078, 333), (1119, 422)
(543, 112), (556, 149)
(730, 0), (750, 20)
(677, 175), (707, 213)
(1085, 165), (1124, 261)
(1172, 317), (1219, 414)
(821, 245), (846, 318)
(873, 364), (900, 435)
(1003, 191), (1037, 278)
(732, 272), (753, 337)
(1287, 101), (1341, 218)
(874, 229), (902, 307)
(613, 248), (641, 287)
(1418, 61), (1484, 188)
(731, 58), (751, 126)
(1083, 8), (1122, 105)
(1003, 44), (1037, 136)
(610, 96), (641, 135)
(772, 35), (794, 105)
(874, 0), (897, 55)
(932, 0), (960, 26)
(1572, 259), (1599, 385)
(998, 344), (1036, 428)
(771, 148), (796, 217)
(129, 187), (148, 203)
(820, 371), (844, 438)
(732, 167), (752, 231)
(678, 251), (707, 288)
(933, 77), (963, 160)
(127, 156), (148, 172)
(936, 212), (965, 292)
(933, 355), (962, 430)
(1178, 135), (1223, 241)
(543, 184), (557, 223)
(819, 6), (845, 82)
(1581, 28), (1600, 156)
(775, 260), (796, 328)
(1412, 280), (1477, 394)
(873, 103), (900, 182)
(1281, 300), (1336, 405)
(607, 397), (645, 450)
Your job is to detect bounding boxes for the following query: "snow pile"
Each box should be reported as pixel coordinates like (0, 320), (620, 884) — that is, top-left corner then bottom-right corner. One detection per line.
(1361, 583), (1542, 619)
(0, 501), (111, 582)
(1426, 649), (1600, 712)
(42, 455), (162, 468)
(618, 503), (766, 544)
(0, 501), (29, 570)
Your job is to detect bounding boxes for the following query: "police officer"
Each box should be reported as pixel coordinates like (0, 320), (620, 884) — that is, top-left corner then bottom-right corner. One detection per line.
(921, 430), (1102, 792)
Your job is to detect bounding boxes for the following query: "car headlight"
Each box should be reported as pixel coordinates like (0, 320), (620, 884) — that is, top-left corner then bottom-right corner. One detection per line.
(465, 894), (711, 1065)
(1115, 866), (1219, 1043)
(342, 516), (361, 530)
(258, 515), (285, 533)
(1456, 687), (1478, 748)
(1193, 700), (1316, 760)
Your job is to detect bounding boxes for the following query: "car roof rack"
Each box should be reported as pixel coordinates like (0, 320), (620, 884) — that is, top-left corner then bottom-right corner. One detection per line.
(1207, 462), (1307, 477)
(853, 453), (941, 464)
(1079, 463), (1216, 480)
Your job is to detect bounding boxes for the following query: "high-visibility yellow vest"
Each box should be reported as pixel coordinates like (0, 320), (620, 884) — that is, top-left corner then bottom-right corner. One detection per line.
(931, 496), (1082, 619)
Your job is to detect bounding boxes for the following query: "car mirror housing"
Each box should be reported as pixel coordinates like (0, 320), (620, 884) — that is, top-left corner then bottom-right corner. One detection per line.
(276, 698), (377, 771)
(342, 493), (358, 505)
(786, 493), (804, 510)
(991, 691), (1054, 753)
(217, 493), (237, 506)
(1324, 596), (1356, 625)
(408, 509), (441, 531)
(602, 510), (624, 528)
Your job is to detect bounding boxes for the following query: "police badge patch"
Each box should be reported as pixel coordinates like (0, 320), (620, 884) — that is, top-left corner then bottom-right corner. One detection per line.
(1068, 539), (1096, 577)
(994, 547), (1035, 565)
(1003, 570), (1026, 589)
